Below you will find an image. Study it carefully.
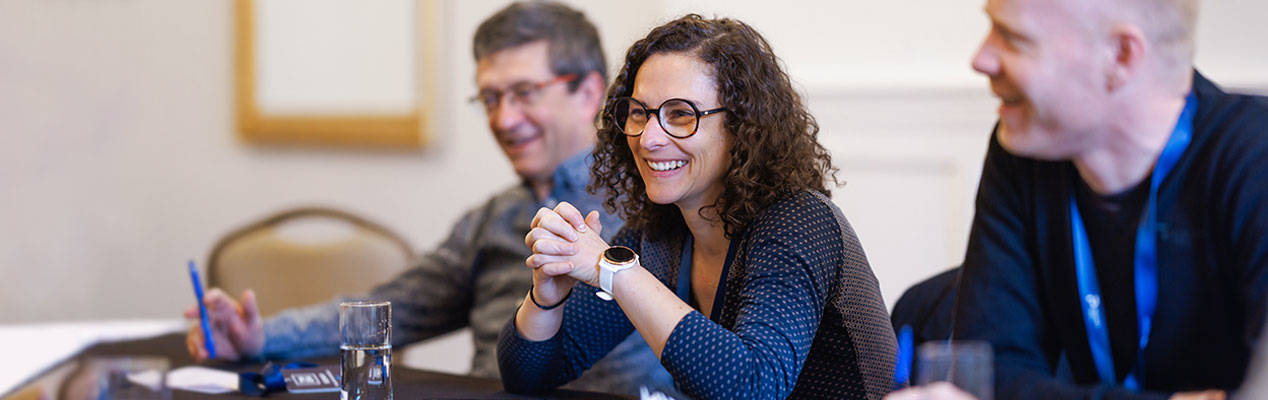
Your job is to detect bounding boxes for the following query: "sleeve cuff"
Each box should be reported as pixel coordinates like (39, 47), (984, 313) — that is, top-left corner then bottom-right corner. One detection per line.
(498, 316), (562, 363)
(497, 310), (566, 394)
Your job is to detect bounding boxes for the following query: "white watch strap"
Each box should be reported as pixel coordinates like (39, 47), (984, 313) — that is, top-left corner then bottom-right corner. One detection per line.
(597, 252), (636, 301)
(598, 266), (616, 301)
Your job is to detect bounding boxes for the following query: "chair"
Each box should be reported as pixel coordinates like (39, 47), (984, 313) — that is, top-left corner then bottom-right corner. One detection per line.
(4, 384), (43, 400)
(891, 265), (1074, 380)
(891, 266), (962, 345)
(207, 207), (414, 317)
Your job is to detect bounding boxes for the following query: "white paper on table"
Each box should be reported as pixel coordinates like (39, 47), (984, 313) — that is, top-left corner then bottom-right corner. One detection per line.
(126, 369), (166, 391)
(640, 386), (679, 400)
(166, 366), (239, 394)
(0, 319), (184, 396)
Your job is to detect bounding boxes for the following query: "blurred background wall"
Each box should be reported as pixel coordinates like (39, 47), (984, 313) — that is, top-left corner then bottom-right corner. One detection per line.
(1, 0), (1264, 373)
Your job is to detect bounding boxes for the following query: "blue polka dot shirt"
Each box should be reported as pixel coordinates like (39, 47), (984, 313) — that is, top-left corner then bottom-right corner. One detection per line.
(499, 191), (896, 399)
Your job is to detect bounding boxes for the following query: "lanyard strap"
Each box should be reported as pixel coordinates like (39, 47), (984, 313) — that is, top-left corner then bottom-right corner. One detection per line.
(1069, 92), (1196, 389)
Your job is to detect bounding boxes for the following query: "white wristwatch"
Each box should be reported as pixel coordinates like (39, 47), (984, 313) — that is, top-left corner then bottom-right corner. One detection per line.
(597, 246), (638, 300)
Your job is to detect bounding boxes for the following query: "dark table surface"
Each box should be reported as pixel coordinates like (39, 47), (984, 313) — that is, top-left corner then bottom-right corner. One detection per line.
(17, 332), (625, 399)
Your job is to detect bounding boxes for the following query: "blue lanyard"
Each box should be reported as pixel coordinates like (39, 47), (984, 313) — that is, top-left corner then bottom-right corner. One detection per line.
(1068, 92), (1196, 389)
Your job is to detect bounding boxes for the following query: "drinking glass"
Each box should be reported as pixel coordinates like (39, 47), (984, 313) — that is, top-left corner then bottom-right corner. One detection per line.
(915, 341), (993, 400)
(339, 301), (392, 400)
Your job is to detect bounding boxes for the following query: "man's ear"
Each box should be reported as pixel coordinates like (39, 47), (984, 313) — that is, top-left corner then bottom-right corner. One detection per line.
(574, 71), (607, 115)
(1105, 23), (1148, 92)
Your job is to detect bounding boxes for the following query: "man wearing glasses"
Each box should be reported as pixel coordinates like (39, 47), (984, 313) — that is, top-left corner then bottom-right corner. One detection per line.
(182, 1), (673, 396)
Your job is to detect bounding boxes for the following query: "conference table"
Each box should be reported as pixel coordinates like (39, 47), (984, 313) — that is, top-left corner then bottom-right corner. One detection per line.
(2, 321), (626, 399)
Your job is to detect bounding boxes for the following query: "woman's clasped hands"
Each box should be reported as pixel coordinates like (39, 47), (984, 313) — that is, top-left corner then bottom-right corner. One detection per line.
(523, 201), (610, 305)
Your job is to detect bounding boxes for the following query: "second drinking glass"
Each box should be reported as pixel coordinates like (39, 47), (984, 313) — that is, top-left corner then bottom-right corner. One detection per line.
(339, 301), (392, 400)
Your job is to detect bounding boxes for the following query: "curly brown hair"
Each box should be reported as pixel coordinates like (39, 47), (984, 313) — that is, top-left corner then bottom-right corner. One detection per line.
(590, 14), (838, 239)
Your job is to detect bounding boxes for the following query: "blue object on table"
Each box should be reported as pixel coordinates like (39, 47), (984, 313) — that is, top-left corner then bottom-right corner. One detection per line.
(239, 362), (319, 396)
(894, 324), (914, 389)
(188, 260), (217, 359)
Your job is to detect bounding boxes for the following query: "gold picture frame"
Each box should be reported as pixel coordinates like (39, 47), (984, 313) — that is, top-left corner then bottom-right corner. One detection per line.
(234, 0), (440, 148)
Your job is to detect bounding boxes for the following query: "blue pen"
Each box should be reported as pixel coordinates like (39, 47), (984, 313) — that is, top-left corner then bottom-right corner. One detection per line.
(893, 325), (914, 389)
(188, 260), (217, 359)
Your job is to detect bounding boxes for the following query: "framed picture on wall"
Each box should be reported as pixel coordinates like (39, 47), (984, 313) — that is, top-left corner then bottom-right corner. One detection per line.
(234, 0), (441, 148)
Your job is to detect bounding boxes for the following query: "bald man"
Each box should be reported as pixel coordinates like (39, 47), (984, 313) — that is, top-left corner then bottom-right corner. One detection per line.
(953, 0), (1268, 399)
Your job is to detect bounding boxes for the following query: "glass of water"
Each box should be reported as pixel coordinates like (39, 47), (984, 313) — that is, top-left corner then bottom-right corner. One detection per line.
(340, 301), (392, 400)
(915, 341), (993, 400)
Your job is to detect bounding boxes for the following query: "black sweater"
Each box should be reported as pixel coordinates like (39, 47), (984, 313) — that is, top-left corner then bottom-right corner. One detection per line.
(953, 72), (1268, 399)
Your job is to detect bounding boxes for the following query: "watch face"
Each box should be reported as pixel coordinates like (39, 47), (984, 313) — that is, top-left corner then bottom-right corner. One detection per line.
(604, 246), (636, 264)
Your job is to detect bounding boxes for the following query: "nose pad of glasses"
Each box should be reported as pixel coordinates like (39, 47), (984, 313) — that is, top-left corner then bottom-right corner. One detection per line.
(640, 113), (673, 138)
(636, 117), (678, 151)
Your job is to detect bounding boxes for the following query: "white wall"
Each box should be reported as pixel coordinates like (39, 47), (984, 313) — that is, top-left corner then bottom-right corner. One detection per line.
(1, 0), (1264, 372)
(0, 0), (657, 324)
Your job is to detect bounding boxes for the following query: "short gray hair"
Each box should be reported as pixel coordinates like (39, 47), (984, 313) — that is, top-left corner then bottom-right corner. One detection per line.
(1109, 0), (1199, 71)
(472, 1), (607, 89)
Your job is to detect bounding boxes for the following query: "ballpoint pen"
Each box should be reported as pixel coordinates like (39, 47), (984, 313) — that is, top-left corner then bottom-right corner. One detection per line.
(188, 260), (217, 359)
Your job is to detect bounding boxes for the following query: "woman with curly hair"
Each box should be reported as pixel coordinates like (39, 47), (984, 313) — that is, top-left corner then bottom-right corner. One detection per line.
(499, 15), (896, 399)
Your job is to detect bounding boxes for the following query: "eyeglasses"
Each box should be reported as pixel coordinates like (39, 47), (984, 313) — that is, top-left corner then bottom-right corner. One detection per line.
(611, 97), (728, 139)
(469, 74), (577, 113)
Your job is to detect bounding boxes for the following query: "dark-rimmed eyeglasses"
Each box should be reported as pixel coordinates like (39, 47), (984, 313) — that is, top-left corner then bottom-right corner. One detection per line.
(611, 97), (728, 139)
(469, 74), (577, 113)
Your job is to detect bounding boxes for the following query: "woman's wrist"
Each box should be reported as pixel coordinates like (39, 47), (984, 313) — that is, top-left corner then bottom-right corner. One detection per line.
(595, 246), (639, 298)
(585, 260), (602, 288)
(515, 286), (567, 342)
(608, 263), (647, 300)
(529, 285), (571, 310)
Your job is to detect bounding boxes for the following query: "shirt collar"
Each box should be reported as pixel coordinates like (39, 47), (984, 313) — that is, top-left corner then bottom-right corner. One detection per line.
(551, 148), (594, 194)
(534, 148), (594, 206)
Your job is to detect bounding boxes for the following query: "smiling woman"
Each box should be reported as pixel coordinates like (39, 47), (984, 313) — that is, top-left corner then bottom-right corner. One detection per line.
(619, 52), (733, 216)
(500, 14), (896, 400)
(593, 15), (837, 240)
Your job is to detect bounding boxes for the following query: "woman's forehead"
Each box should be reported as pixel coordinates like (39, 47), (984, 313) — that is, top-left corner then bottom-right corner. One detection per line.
(630, 52), (719, 106)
